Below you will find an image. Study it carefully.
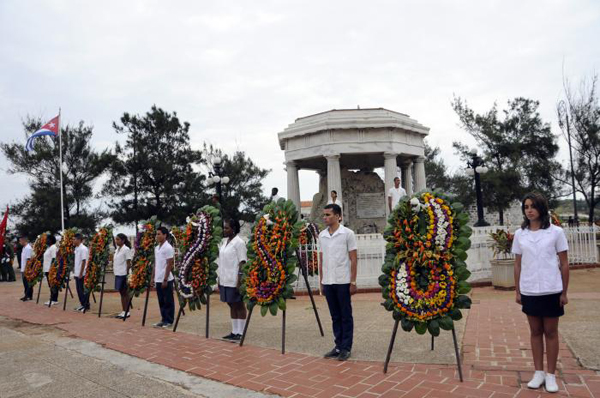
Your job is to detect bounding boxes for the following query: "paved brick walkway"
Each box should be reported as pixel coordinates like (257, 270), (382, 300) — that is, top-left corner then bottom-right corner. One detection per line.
(0, 288), (598, 397)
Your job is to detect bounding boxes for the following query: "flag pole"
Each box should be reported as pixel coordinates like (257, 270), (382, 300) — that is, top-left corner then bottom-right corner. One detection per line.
(58, 108), (65, 231)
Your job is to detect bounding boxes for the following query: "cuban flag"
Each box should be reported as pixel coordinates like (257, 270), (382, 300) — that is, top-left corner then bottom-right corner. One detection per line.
(26, 115), (60, 152)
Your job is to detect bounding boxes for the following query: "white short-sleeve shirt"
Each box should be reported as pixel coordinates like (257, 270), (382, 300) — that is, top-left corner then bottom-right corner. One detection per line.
(74, 244), (89, 277)
(511, 224), (569, 295)
(43, 245), (57, 273)
(388, 186), (407, 210)
(154, 241), (175, 283)
(217, 235), (247, 287)
(113, 245), (133, 276)
(20, 243), (33, 272)
(318, 225), (358, 285)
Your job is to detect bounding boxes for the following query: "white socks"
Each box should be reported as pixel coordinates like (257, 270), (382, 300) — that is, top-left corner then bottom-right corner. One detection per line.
(231, 319), (246, 335)
(545, 373), (558, 393)
(527, 371), (546, 389)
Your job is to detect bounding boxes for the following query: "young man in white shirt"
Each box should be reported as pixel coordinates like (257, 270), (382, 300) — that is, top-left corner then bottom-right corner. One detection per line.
(42, 235), (59, 306)
(18, 235), (33, 301)
(388, 177), (407, 213)
(319, 203), (358, 361)
(153, 227), (175, 328)
(271, 187), (281, 203)
(72, 233), (89, 312)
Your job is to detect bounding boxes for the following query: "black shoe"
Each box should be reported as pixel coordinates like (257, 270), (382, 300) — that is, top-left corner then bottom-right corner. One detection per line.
(222, 333), (236, 340)
(162, 323), (172, 329)
(153, 322), (165, 328)
(19, 296), (27, 301)
(324, 348), (340, 359)
(337, 349), (351, 361)
(231, 334), (242, 341)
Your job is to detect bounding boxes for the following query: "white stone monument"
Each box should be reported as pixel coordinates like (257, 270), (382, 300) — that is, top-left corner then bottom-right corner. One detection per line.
(278, 108), (429, 233)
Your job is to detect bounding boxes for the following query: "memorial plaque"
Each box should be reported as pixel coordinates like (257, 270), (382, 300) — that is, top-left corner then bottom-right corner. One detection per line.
(356, 192), (386, 219)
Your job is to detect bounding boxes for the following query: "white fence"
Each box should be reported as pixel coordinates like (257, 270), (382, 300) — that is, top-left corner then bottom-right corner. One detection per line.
(294, 226), (598, 290)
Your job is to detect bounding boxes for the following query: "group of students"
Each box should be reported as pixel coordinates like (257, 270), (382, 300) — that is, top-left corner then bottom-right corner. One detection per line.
(11, 188), (571, 389)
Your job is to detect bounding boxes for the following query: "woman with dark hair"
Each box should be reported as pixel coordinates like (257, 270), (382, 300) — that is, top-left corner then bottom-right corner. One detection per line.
(43, 235), (58, 306)
(217, 218), (247, 341)
(511, 192), (569, 393)
(114, 233), (133, 319)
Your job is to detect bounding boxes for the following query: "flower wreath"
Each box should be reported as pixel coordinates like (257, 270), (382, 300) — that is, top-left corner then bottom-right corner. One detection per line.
(48, 228), (77, 291)
(25, 233), (49, 287)
(242, 199), (303, 316)
(84, 226), (113, 294)
(298, 223), (320, 276)
(174, 206), (221, 311)
(128, 218), (158, 297)
(380, 191), (472, 336)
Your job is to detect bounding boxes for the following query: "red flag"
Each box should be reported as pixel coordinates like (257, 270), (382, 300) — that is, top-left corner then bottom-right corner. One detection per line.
(0, 206), (8, 257)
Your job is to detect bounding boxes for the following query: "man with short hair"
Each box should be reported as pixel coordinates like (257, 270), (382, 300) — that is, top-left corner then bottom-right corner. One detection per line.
(319, 204), (358, 361)
(328, 190), (344, 223)
(388, 177), (407, 212)
(1, 237), (15, 282)
(153, 226), (175, 328)
(271, 187), (281, 203)
(73, 233), (89, 312)
(18, 235), (33, 301)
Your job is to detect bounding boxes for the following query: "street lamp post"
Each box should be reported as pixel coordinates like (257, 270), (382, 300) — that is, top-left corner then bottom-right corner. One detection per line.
(207, 156), (230, 214)
(465, 148), (490, 227)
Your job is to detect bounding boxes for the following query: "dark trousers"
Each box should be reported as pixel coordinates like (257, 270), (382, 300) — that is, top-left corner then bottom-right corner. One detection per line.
(323, 283), (354, 352)
(156, 281), (175, 324)
(45, 272), (59, 302)
(75, 277), (89, 309)
(21, 273), (33, 299)
(0, 261), (13, 281)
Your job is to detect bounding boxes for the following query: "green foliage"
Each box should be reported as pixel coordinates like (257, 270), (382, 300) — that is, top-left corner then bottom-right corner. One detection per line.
(1, 118), (112, 238)
(452, 97), (564, 224)
(201, 144), (270, 223)
(103, 106), (208, 226)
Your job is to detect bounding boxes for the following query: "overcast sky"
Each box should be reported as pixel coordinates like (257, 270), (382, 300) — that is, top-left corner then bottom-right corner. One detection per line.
(1, 0), (599, 218)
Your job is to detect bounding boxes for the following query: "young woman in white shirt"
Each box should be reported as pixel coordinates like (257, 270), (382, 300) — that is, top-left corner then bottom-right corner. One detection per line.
(113, 233), (133, 318)
(217, 218), (247, 341)
(512, 192), (569, 393)
(43, 235), (58, 306)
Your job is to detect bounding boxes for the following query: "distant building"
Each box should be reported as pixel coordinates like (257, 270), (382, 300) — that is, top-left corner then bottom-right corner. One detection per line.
(300, 201), (312, 218)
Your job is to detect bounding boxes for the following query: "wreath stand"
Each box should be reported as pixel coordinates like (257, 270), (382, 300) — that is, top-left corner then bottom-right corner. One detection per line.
(383, 319), (463, 382)
(61, 271), (76, 311)
(35, 277), (43, 304)
(123, 284), (151, 326)
(96, 261), (108, 317)
(239, 252), (324, 354)
(172, 296), (208, 336)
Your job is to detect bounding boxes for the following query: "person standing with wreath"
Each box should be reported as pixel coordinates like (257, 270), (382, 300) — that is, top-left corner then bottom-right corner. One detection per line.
(512, 192), (569, 393)
(114, 233), (133, 319)
(153, 227), (175, 328)
(319, 203), (358, 361)
(217, 218), (247, 341)
(42, 235), (58, 306)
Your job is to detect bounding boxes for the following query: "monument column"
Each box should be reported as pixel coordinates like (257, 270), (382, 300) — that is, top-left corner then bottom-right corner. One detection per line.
(401, 160), (413, 196)
(383, 152), (398, 216)
(286, 161), (301, 211)
(325, 154), (343, 203)
(413, 156), (426, 192)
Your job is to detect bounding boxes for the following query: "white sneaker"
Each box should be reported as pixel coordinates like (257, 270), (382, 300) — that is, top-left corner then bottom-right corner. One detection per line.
(545, 373), (559, 393)
(116, 311), (125, 318)
(51, 301), (59, 306)
(44, 301), (51, 306)
(527, 370), (546, 389)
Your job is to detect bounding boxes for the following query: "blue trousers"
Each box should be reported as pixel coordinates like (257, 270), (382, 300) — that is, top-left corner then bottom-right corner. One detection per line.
(156, 281), (175, 324)
(323, 283), (354, 351)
